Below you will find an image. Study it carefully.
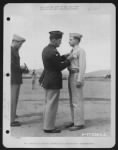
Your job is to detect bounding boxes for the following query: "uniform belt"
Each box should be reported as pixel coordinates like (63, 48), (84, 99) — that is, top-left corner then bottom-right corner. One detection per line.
(69, 69), (79, 73)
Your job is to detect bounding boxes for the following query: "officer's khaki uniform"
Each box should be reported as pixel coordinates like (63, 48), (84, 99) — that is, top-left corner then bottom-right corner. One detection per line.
(68, 45), (86, 126)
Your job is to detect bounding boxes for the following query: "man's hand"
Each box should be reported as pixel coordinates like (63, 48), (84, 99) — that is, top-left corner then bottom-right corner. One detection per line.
(67, 54), (73, 61)
(20, 65), (26, 70)
(76, 81), (83, 88)
(63, 53), (70, 58)
(20, 65), (29, 73)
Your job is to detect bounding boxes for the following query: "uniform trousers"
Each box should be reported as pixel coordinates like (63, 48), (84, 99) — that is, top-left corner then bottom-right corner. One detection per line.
(43, 89), (60, 130)
(11, 84), (20, 123)
(68, 72), (85, 126)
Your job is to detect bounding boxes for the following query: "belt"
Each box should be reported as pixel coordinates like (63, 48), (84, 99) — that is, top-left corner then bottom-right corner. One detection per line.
(69, 68), (79, 73)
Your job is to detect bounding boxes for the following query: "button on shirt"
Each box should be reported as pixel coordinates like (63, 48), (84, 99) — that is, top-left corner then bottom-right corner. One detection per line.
(69, 45), (86, 82)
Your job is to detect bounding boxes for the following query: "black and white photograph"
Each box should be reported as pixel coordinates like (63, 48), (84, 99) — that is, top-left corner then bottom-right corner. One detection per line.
(3, 3), (115, 148)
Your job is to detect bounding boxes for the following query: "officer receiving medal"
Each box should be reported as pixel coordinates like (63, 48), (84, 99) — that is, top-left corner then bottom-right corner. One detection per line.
(67, 33), (86, 131)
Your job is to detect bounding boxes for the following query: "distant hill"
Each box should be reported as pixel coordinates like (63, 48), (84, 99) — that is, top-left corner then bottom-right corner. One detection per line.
(35, 69), (111, 78)
(23, 69), (111, 80)
(85, 70), (111, 78)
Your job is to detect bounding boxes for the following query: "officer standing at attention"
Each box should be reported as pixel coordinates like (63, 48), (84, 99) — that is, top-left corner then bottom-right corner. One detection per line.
(11, 34), (29, 127)
(67, 33), (86, 131)
(41, 31), (71, 133)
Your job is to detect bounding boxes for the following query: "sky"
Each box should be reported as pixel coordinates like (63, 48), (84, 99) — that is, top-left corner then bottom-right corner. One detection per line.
(4, 3), (114, 73)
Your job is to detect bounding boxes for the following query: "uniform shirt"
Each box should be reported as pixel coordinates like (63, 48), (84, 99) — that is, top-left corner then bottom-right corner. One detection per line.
(11, 46), (22, 84)
(69, 45), (86, 82)
(42, 43), (70, 89)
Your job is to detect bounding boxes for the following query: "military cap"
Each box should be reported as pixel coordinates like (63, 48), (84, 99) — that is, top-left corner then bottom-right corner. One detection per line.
(70, 33), (83, 39)
(12, 34), (26, 42)
(49, 31), (63, 39)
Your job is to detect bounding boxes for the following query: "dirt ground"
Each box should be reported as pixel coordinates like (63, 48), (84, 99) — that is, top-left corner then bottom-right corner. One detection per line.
(11, 79), (111, 137)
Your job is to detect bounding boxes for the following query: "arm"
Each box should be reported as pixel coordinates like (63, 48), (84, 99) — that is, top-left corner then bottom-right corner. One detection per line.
(21, 63), (29, 74)
(51, 51), (70, 71)
(39, 70), (45, 85)
(11, 54), (21, 73)
(77, 50), (86, 82)
(60, 53), (70, 61)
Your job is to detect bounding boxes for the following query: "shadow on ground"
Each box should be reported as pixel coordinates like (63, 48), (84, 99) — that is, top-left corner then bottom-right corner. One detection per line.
(85, 118), (110, 128)
(56, 118), (110, 131)
(18, 112), (43, 118)
(17, 112), (43, 125)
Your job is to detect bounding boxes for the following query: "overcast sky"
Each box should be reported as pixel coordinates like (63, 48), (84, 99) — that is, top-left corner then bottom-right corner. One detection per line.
(4, 3), (114, 72)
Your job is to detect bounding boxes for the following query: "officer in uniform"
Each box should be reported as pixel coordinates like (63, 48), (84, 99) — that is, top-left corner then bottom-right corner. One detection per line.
(67, 33), (86, 131)
(11, 34), (29, 127)
(41, 31), (72, 133)
(31, 69), (37, 89)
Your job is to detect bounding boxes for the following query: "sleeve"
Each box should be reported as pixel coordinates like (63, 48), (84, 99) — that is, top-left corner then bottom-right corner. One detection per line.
(21, 66), (29, 74)
(77, 50), (86, 82)
(39, 69), (45, 84)
(51, 51), (70, 71)
(60, 55), (67, 61)
(11, 53), (22, 73)
(60, 53), (70, 61)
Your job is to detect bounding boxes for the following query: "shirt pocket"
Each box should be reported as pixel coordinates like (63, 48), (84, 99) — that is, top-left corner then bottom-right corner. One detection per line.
(72, 51), (78, 59)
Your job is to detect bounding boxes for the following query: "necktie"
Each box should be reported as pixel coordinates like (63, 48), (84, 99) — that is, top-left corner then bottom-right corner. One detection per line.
(71, 49), (73, 53)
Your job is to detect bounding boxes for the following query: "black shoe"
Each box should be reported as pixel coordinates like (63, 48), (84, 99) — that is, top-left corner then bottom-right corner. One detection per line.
(11, 121), (21, 127)
(69, 125), (85, 131)
(64, 122), (74, 128)
(44, 128), (61, 133)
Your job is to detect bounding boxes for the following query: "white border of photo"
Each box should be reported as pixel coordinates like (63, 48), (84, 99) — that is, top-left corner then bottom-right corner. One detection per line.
(3, 3), (116, 148)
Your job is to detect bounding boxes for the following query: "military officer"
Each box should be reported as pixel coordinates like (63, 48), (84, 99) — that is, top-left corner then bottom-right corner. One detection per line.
(41, 31), (72, 133)
(67, 33), (86, 131)
(11, 34), (28, 127)
(31, 69), (37, 89)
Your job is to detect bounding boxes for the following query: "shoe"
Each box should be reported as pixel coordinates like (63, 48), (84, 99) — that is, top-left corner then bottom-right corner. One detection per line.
(69, 125), (85, 131)
(64, 122), (74, 128)
(11, 121), (21, 127)
(44, 128), (61, 133)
